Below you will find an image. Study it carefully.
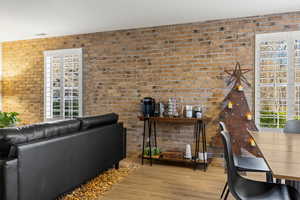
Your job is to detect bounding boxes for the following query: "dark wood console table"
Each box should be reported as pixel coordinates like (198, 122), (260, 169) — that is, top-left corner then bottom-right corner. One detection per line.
(138, 116), (209, 171)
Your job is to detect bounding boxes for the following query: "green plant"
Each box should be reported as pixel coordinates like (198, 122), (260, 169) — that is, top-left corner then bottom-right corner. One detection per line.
(144, 147), (150, 156)
(260, 111), (286, 128)
(144, 147), (161, 156)
(151, 147), (161, 156)
(0, 112), (20, 128)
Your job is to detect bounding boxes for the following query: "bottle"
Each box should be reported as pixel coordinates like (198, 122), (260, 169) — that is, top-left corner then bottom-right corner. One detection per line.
(195, 105), (202, 119)
(186, 105), (193, 118)
(185, 144), (192, 159)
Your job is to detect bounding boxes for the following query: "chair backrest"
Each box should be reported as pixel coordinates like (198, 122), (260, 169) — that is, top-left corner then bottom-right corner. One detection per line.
(284, 120), (300, 133)
(220, 130), (242, 200)
(219, 121), (228, 132)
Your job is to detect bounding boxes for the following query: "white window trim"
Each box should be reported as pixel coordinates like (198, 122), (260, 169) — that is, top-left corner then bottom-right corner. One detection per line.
(255, 31), (300, 132)
(43, 48), (83, 121)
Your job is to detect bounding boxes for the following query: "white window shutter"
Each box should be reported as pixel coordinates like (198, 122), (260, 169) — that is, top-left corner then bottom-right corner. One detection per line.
(294, 39), (300, 119)
(255, 31), (300, 131)
(44, 48), (83, 121)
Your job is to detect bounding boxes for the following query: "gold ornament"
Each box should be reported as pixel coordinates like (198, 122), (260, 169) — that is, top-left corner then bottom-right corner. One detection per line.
(246, 113), (252, 120)
(237, 85), (243, 91)
(228, 101), (233, 109)
(250, 138), (256, 146)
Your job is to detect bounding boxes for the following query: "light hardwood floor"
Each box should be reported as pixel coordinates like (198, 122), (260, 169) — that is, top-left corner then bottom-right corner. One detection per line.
(101, 163), (265, 200)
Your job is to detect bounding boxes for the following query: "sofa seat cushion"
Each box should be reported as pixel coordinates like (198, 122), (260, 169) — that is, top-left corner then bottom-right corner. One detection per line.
(78, 113), (118, 131)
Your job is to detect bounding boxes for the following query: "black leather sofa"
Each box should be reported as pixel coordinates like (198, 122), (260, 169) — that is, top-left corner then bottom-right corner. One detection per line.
(0, 113), (126, 200)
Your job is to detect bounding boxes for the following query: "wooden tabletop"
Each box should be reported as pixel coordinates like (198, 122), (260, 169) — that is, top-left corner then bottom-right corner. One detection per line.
(250, 131), (300, 181)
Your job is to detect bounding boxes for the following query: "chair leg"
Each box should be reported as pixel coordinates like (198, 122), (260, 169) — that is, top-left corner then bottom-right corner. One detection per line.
(224, 189), (230, 200)
(276, 179), (281, 184)
(266, 171), (273, 183)
(286, 180), (292, 186)
(220, 182), (228, 199)
(286, 180), (300, 191)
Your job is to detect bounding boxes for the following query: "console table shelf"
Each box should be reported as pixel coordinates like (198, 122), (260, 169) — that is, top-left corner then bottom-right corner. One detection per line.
(138, 116), (210, 123)
(138, 116), (210, 171)
(143, 155), (209, 164)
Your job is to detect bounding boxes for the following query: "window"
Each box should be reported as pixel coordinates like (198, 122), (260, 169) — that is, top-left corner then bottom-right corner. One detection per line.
(255, 31), (300, 130)
(44, 48), (83, 121)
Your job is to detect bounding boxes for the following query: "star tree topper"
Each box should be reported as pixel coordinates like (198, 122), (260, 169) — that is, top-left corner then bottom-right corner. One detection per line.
(225, 62), (252, 87)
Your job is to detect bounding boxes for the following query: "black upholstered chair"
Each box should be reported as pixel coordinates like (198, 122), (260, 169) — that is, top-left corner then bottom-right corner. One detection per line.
(284, 120), (300, 133)
(220, 130), (300, 200)
(219, 122), (272, 199)
(283, 120), (300, 191)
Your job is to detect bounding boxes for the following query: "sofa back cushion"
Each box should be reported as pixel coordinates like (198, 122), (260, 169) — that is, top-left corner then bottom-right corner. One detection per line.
(44, 119), (81, 138)
(0, 125), (45, 158)
(0, 125), (44, 145)
(0, 113), (117, 158)
(0, 119), (81, 158)
(0, 119), (81, 146)
(78, 113), (118, 131)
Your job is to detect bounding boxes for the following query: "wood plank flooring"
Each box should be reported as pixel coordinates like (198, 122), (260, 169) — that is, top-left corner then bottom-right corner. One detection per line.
(100, 163), (265, 200)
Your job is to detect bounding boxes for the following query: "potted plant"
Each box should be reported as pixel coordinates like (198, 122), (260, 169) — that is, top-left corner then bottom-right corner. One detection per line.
(144, 147), (161, 159)
(0, 112), (21, 128)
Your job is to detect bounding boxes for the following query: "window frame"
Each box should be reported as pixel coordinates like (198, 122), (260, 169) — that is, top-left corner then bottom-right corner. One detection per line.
(255, 31), (300, 131)
(43, 48), (83, 121)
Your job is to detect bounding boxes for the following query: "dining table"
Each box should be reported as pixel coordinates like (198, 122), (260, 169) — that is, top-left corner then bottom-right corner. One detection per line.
(250, 131), (300, 182)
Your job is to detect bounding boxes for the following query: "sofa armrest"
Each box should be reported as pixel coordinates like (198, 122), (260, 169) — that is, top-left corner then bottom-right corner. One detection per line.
(2, 158), (18, 200)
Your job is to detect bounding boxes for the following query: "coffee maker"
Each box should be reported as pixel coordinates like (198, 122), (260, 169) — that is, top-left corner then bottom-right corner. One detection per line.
(141, 97), (155, 117)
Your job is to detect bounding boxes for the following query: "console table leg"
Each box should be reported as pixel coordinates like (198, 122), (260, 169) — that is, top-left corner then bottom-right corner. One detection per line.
(193, 121), (199, 170)
(149, 120), (153, 166)
(202, 121), (207, 171)
(197, 121), (201, 170)
(197, 121), (201, 160)
(141, 119), (147, 165)
(154, 121), (158, 148)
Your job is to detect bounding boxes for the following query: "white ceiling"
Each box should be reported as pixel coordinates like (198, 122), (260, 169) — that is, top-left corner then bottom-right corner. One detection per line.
(1, 0), (300, 42)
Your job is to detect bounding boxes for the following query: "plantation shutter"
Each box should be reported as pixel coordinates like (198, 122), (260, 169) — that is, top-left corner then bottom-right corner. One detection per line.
(255, 31), (300, 130)
(44, 48), (83, 121)
(294, 39), (300, 119)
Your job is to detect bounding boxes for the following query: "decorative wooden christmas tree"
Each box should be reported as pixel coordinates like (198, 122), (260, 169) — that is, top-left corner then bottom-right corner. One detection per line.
(218, 62), (259, 155)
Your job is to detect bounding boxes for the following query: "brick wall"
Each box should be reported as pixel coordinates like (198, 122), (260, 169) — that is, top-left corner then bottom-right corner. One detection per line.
(2, 11), (300, 153)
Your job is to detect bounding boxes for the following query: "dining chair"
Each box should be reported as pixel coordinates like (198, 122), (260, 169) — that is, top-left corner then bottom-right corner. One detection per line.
(219, 122), (272, 199)
(283, 120), (300, 190)
(220, 130), (300, 200)
(284, 120), (300, 134)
